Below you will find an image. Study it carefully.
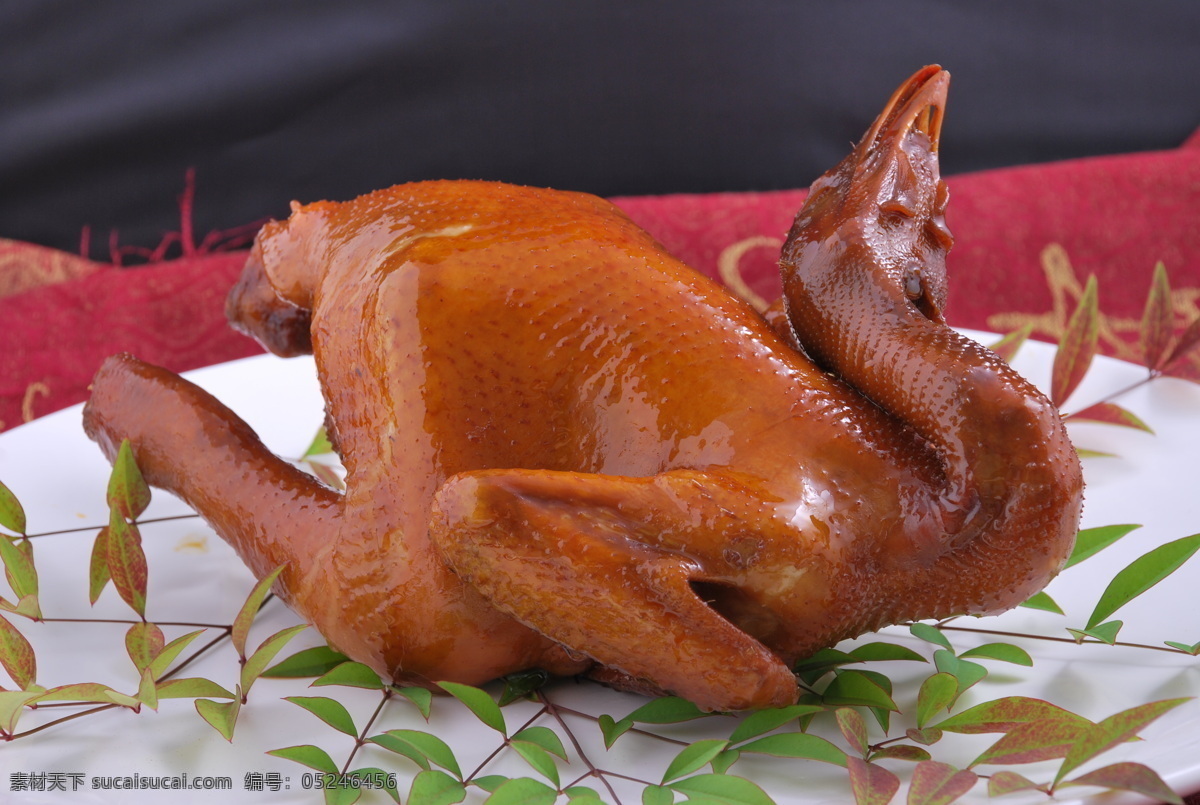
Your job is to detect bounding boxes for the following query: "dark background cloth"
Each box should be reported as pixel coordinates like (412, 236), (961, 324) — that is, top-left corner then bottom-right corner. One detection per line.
(2, 1), (1198, 256)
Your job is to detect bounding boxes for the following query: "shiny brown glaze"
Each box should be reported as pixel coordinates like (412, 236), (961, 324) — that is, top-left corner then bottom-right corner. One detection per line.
(82, 67), (1083, 712)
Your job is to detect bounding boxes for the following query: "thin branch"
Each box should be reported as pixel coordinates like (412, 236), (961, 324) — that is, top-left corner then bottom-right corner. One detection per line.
(540, 690), (624, 805)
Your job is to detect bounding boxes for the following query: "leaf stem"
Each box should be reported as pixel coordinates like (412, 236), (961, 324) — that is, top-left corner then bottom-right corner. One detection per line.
(340, 688), (393, 775)
(539, 690), (625, 805)
(24, 513), (201, 539)
(937, 623), (1187, 655)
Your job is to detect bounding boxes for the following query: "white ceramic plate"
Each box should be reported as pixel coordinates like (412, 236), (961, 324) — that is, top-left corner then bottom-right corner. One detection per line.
(1, 332), (1198, 805)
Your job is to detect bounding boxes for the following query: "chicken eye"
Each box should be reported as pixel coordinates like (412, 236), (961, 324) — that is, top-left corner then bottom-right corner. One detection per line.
(880, 199), (916, 219)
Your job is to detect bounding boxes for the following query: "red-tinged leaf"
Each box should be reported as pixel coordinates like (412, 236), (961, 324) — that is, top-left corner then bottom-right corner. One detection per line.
(106, 439), (152, 520)
(916, 672), (958, 728)
(987, 771), (1045, 796)
(1051, 274), (1099, 407)
(0, 594), (41, 620)
(934, 696), (1092, 735)
(137, 666), (158, 711)
(125, 622), (165, 674)
(0, 536), (38, 610)
(231, 565), (286, 659)
(156, 678), (234, 699)
(0, 613), (35, 689)
(146, 629), (205, 678)
(1067, 402), (1154, 433)
(1141, 261), (1174, 370)
(1055, 698), (1191, 784)
(88, 526), (112, 605)
(0, 480), (26, 536)
(989, 323), (1035, 363)
(1162, 314), (1200, 377)
(105, 510), (147, 618)
(1165, 639), (1200, 655)
(846, 757), (900, 805)
(871, 745), (931, 763)
(970, 718), (1086, 766)
(1087, 533), (1200, 629)
(836, 707), (870, 756)
(196, 692), (241, 741)
(906, 727), (943, 746)
(0, 689), (42, 734)
(33, 682), (128, 704)
(907, 760), (978, 805)
(1064, 761), (1184, 805)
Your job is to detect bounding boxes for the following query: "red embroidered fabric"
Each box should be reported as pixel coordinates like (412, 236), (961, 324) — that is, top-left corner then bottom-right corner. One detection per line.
(1, 134), (1197, 432)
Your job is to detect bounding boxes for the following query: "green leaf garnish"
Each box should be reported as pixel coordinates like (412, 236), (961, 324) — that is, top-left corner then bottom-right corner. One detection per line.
(240, 624), (308, 697)
(312, 661), (385, 690)
(231, 564), (287, 659)
(916, 672), (958, 728)
(1065, 524), (1141, 569)
(406, 769), (465, 805)
(958, 643), (1034, 666)
(1085, 532), (1200, 629)
(370, 729), (462, 778)
(668, 773), (775, 805)
(106, 439), (151, 521)
(0, 479), (26, 536)
(1018, 590), (1064, 614)
(285, 695), (358, 737)
(195, 692), (241, 741)
(736, 732), (848, 767)
(261, 644), (350, 678)
(728, 703), (825, 744)
(436, 681), (506, 735)
(266, 743), (339, 774)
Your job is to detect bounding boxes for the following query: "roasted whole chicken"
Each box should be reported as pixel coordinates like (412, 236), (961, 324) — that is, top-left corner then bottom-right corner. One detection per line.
(83, 66), (1083, 712)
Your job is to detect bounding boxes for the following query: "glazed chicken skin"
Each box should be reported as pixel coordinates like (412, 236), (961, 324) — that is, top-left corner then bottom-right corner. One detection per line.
(82, 66), (1083, 712)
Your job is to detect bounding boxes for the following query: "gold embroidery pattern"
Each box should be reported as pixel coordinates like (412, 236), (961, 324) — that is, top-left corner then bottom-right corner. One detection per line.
(717, 236), (782, 312)
(988, 244), (1200, 363)
(21, 382), (50, 424)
